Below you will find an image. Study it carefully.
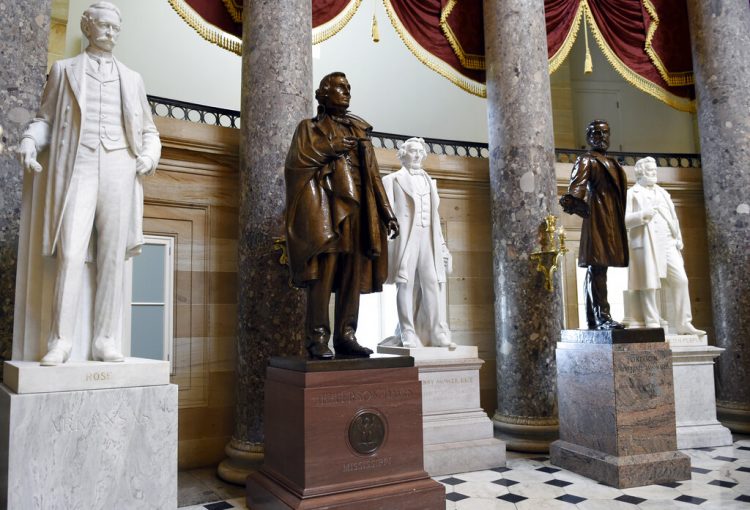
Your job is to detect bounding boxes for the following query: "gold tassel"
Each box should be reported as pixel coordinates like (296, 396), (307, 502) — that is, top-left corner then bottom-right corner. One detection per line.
(583, 11), (593, 74)
(371, 12), (380, 43)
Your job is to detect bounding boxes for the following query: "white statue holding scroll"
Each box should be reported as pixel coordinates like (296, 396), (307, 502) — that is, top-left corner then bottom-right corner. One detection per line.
(383, 137), (454, 348)
(625, 157), (704, 335)
(16, 2), (161, 365)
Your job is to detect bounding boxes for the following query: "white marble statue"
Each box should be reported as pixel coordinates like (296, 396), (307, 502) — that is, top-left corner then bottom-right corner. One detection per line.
(16, 2), (161, 365)
(625, 157), (704, 335)
(383, 137), (454, 348)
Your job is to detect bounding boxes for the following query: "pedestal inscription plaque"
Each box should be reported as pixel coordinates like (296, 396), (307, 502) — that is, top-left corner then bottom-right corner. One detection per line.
(550, 329), (691, 488)
(246, 355), (444, 509)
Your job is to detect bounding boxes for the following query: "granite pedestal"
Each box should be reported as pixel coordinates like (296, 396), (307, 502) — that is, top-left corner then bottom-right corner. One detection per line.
(550, 329), (691, 488)
(377, 345), (506, 475)
(246, 355), (444, 509)
(667, 334), (733, 449)
(0, 359), (177, 509)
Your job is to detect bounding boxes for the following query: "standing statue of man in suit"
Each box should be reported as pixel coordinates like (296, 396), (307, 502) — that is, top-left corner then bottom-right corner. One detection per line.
(284, 72), (399, 360)
(560, 119), (628, 330)
(17, 2), (161, 365)
(625, 157), (705, 335)
(382, 137), (453, 348)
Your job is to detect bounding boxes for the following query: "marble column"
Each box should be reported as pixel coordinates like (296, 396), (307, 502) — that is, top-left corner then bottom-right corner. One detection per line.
(483, 0), (562, 451)
(218, 0), (312, 484)
(0, 0), (51, 374)
(686, 0), (750, 433)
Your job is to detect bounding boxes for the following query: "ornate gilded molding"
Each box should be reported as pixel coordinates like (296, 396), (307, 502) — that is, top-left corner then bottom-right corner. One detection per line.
(167, 0), (242, 55)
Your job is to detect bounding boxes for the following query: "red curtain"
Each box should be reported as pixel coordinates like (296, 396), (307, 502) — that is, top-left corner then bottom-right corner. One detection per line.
(170, 0), (697, 110)
(169, 0), (362, 47)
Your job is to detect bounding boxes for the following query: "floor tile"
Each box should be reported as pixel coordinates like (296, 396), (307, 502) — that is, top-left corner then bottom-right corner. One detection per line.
(176, 437), (750, 509)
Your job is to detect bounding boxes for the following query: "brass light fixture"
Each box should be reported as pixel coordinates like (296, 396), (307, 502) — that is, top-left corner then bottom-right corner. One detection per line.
(530, 214), (568, 292)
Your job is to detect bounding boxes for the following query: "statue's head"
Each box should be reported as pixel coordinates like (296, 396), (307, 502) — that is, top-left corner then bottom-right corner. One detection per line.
(586, 119), (610, 152)
(315, 72), (350, 114)
(398, 137), (428, 170)
(81, 2), (122, 53)
(634, 157), (658, 187)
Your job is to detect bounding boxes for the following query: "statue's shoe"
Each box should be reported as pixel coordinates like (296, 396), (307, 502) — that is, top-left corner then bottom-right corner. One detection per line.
(400, 330), (421, 348)
(306, 341), (334, 360)
(92, 337), (125, 362)
(40, 345), (71, 366)
(676, 323), (706, 336)
(596, 318), (625, 330)
(334, 337), (373, 358)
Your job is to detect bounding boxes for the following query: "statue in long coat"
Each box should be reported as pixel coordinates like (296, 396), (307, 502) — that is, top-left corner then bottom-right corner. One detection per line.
(560, 119), (628, 330)
(284, 72), (399, 359)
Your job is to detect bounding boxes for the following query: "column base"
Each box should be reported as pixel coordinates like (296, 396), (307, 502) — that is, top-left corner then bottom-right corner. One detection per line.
(217, 440), (264, 485)
(717, 401), (750, 434)
(492, 413), (558, 452)
(550, 440), (691, 489)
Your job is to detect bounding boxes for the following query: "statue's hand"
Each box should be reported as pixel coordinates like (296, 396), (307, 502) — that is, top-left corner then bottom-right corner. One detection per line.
(642, 207), (655, 222)
(136, 156), (155, 176)
(387, 218), (399, 239)
(676, 240), (684, 251)
(330, 136), (357, 154)
(18, 137), (42, 173)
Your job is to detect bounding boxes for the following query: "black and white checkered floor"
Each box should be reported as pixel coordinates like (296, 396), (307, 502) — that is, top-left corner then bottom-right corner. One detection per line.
(179, 437), (750, 509)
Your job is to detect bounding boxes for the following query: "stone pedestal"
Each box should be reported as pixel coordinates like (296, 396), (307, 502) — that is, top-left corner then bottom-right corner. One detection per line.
(246, 356), (444, 509)
(550, 329), (691, 488)
(377, 345), (506, 475)
(0, 360), (177, 509)
(667, 334), (733, 449)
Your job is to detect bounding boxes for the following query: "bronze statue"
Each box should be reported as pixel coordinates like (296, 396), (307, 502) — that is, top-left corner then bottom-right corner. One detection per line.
(284, 72), (399, 359)
(560, 119), (628, 330)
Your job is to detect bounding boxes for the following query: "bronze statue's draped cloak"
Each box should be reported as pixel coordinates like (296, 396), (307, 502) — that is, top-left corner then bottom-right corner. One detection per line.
(561, 152), (629, 268)
(284, 113), (395, 292)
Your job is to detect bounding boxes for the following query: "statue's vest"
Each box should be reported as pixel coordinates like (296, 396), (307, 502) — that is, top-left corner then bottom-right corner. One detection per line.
(80, 61), (128, 152)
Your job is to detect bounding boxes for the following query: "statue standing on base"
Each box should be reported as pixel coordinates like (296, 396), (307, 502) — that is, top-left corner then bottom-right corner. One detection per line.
(17, 2), (161, 365)
(560, 119), (628, 330)
(382, 137), (454, 348)
(284, 72), (399, 360)
(625, 157), (705, 335)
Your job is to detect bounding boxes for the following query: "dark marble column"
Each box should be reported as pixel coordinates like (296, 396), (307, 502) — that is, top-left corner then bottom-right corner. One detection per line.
(483, 0), (562, 451)
(686, 0), (750, 433)
(218, 0), (311, 483)
(0, 0), (51, 371)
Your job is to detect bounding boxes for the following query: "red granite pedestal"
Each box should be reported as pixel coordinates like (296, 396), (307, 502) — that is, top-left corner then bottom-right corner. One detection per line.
(550, 329), (691, 488)
(246, 356), (445, 509)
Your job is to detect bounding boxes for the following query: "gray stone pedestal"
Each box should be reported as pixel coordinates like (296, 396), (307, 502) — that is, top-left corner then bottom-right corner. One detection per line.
(667, 334), (733, 449)
(0, 360), (177, 509)
(550, 329), (690, 488)
(377, 345), (506, 476)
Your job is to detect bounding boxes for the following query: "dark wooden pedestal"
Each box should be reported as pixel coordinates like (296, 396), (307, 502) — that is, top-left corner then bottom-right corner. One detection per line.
(246, 356), (445, 509)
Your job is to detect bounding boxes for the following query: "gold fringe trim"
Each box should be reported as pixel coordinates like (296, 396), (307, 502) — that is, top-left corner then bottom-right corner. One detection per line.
(312, 0), (363, 45)
(167, 0), (242, 55)
(382, 0), (486, 97)
(439, 0), (485, 70)
(548, 1), (585, 75)
(642, 0), (694, 87)
(221, 0), (242, 23)
(582, 1), (695, 112)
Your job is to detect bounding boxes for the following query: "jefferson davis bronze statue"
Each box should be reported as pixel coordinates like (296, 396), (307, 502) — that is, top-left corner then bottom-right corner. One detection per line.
(284, 72), (399, 359)
(560, 119), (629, 330)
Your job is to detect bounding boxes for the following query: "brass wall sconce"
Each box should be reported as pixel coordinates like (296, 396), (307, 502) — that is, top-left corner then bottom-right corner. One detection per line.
(530, 214), (568, 292)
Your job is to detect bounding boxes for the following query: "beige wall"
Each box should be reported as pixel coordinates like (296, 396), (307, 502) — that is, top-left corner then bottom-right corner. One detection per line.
(156, 119), (712, 469)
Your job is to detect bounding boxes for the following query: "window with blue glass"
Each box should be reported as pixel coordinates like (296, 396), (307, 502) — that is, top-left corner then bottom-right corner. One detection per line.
(130, 235), (174, 368)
